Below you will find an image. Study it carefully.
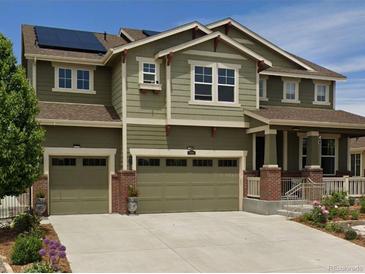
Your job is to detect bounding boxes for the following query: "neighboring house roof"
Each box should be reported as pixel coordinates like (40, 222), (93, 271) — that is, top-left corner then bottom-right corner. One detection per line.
(22, 25), (127, 63)
(119, 28), (148, 42)
(155, 31), (272, 66)
(351, 137), (365, 149)
(37, 102), (122, 127)
(244, 106), (365, 129)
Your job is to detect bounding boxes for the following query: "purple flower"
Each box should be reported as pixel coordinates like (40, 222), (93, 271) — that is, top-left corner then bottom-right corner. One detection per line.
(50, 240), (57, 246)
(43, 238), (50, 245)
(59, 245), (66, 251)
(50, 256), (57, 263)
(49, 244), (57, 250)
(59, 251), (66, 258)
(39, 249), (47, 257)
(53, 241), (60, 248)
(49, 250), (57, 257)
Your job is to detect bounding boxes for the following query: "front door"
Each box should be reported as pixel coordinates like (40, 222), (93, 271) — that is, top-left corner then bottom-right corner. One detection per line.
(256, 136), (265, 170)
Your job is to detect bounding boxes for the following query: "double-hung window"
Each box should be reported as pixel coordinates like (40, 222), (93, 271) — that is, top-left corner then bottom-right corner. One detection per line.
(53, 64), (94, 94)
(321, 139), (336, 175)
(190, 60), (240, 106)
(282, 78), (300, 103)
(314, 82), (330, 105)
(351, 153), (361, 177)
(136, 57), (161, 91)
(259, 76), (268, 100)
(143, 63), (156, 84)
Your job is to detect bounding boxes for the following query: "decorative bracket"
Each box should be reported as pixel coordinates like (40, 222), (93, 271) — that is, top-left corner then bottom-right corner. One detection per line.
(167, 52), (174, 66)
(214, 36), (221, 52)
(225, 21), (232, 35)
(122, 49), (128, 63)
(257, 60), (270, 73)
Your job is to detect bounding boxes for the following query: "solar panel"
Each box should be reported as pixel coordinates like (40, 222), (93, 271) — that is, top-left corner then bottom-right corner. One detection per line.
(35, 26), (107, 53)
(142, 29), (160, 37)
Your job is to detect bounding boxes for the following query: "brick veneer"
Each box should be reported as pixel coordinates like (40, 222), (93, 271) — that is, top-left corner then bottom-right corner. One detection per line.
(259, 167), (282, 200)
(243, 170), (259, 197)
(32, 175), (48, 216)
(112, 170), (136, 214)
(301, 168), (323, 183)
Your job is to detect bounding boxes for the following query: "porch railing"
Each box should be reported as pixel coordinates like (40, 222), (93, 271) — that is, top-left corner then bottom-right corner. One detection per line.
(0, 192), (30, 219)
(247, 177), (260, 198)
(281, 177), (306, 198)
(323, 176), (365, 197)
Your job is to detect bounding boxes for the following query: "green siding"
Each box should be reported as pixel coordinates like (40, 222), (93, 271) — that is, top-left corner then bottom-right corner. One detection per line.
(287, 131), (299, 171)
(43, 126), (122, 170)
(37, 61), (112, 105)
(111, 61), (122, 115)
(261, 76), (334, 109)
(127, 125), (253, 170)
(213, 26), (303, 70)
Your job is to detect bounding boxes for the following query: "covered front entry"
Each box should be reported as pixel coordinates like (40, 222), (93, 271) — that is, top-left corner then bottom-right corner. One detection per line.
(49, 156), (109, 215)
(137, 158), (239, 213)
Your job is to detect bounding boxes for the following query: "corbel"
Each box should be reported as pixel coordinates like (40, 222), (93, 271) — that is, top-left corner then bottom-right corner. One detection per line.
(121, 49), (128, 63)
(224, 21), (232, 35)
(214, 36), (221, 52)
(167, 52), (174, 66)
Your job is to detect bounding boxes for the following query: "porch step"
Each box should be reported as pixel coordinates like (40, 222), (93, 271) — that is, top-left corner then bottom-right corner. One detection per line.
(282, 204), (312, 211)
(276, 209), (304, 218)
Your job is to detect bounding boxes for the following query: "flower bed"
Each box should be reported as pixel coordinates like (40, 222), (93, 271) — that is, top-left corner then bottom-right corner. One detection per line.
(294, 192), (365, 248)
(0, 217), (71, 273)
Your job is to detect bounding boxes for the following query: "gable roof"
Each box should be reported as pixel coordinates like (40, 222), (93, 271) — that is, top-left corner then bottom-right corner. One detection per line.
(351, 137), (365, 150)
(155, 31), (272, 66)
(207, 18), (315, 72)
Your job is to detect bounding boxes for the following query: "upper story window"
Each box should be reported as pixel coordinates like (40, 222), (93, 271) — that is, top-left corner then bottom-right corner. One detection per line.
(281, 78), (300, 104)
(259, 76), (268, 101)
(189, 60), (241, 107)
(52, 63), (95, 94)
(136, 57), (161, 91)
(314, 81), (330, 105)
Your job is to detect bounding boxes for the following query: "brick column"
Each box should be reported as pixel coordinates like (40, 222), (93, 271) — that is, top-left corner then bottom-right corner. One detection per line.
(111, 171), (136, 214)
(32, 175), (48, 216)
(260, 167), (282, 200)
(302, 168), (323, 183)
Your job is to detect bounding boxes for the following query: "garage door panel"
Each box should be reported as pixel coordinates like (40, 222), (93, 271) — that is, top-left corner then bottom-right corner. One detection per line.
(138, 185), (163, 198)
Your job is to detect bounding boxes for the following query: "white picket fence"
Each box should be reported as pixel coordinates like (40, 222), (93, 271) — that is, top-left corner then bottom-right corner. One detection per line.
(247, 177), (260, 198)
(0, 192), (30, 219)
(323, 176), (365, 197)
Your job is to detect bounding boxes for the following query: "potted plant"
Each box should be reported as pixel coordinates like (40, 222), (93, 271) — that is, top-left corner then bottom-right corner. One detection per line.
(127, 185), (138, 215)
(35, 192), (47, 216)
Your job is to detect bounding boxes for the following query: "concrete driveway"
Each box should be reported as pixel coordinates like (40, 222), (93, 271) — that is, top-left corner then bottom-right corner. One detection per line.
(49, 212), (365, 272)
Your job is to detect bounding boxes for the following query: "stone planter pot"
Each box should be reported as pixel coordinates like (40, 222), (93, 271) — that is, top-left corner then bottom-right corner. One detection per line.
(128, 197), (138, 215)
(35, 197), (47, 216)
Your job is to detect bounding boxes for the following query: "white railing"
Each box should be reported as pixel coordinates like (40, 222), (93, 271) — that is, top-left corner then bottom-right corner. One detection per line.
(0, 192), (30, 219)
(281, 177), (305, 198)
(323, 176), (365, 197)
(247, 177), (260, 198)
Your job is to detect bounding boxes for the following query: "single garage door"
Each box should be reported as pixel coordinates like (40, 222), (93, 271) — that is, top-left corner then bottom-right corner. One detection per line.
(49, 156), (108, 215)
(137, 158), (239, 213)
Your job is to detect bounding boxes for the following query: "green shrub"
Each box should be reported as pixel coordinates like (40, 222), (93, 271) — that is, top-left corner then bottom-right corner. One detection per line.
(328, 208), (338, 220)
(12, 212), (39, 233)
(25, 262), (55, 273)
(345, 228), (357, 240)
(322, 192), (349, 208)
(310, 206), (328, 225)
(360, 197), (365, 213)
(325, 222), (344, 233)
(351, 210), (360, 220)
(349, 197), (355, 206)
(337, 207), (350, 219)
(11, 234), (42, 265)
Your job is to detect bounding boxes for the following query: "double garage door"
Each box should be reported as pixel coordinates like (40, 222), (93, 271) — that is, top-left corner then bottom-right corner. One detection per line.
(49, 156), (108, 215)
(137, 158), (239, 213)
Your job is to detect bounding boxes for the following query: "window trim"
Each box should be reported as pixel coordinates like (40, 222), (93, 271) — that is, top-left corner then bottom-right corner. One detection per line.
(136, 57), (162, 91)
(52, 63), (95, 94)
(313, 81), (330, 105)
(259, 76), (268, 101)
(188, 60), (241, 107)
(281, 77), (300, 104)
(351, 153), (362, 177)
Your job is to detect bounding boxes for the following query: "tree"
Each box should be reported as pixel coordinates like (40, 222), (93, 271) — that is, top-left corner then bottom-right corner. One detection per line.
(0, 33), (44, 199)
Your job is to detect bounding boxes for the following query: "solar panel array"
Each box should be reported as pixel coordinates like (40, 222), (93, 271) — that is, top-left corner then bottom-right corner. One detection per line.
(142, 29), (161, 37)
(35, 26), (107, 53)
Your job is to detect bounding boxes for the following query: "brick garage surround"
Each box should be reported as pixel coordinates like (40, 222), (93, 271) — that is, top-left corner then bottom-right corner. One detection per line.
(32, 175), (48, 216)
(259, 167), (282, 200)
(112, 171), (136, 214)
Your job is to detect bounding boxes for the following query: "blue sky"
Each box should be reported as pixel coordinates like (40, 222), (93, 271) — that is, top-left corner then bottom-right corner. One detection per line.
(1, 0), (365, 115)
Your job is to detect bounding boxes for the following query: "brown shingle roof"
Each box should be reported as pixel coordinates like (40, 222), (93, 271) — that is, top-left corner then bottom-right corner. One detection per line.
(37, 101), (121, 122)
(351, 137), (365, 149)
(22, 25), (128, 61)
(247, 106), (365, 128)
(120, 28), (148, 41)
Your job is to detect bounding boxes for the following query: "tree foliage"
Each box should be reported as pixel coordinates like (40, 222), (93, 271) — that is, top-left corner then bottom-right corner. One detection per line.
(0, 33), (44, 199)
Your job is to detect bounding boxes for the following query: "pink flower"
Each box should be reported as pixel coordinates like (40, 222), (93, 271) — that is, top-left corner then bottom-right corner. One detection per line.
(313, 200), (320, 207)
(322, 209), (329, 215)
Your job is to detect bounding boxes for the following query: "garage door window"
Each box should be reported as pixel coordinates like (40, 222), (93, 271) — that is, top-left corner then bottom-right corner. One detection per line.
(218, 159), (238, 167)
(193, 159), (213, 167)
(52, 158), (76, 166)
(166, 159), (187, 167)
(138, 158), (160, 166)
(83, 158), (106, 166)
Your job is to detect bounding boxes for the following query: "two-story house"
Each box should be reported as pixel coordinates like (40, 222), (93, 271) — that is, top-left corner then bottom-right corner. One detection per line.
(22, 18), (365, 215)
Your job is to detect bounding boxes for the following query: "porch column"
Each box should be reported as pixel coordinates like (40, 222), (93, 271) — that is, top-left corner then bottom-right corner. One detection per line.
(338, 135), (351, 175)
(260, 128), (282, 200)
(302, 131), (323, 183)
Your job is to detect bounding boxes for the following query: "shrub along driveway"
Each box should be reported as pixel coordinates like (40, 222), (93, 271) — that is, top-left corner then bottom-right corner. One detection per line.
(49, 212), (365, 272)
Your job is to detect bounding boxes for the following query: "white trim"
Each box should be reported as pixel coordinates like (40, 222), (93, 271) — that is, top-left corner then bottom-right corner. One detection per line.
(246, 125), (268, 134)
(119, 28), (136, 42)
(260, 70), (345, 81)
(259, 77), (268, 103)
(166, 59), (172, 121)
(138, 83), (162, 91)
(182, 49), (246, 60)
(256, 63), (260, 109)
(25, 53), (104, 66)
(51, 88), (96, 95)
(313, 82), (330, 105)
(188, 100), (241, 108)
(136, 57), (161, 85)
(155, 31), (272, 67)
(306, 131), (319, 137)
(265, 128), (277, 135)
(333, 81), (336, 109)
(32, 58), (37, 94)
(112, 22), (212, 54)
(37, 118), (122, 128)
(283, 130), (288, 171)
(350, 152), (362, 176)
(348, 138), (352, 172)
(252, 133), (256, 171)
(43, 147), (116, 213)
(282, 78), (300, 103)
(129, 148), (247, 211)
(207, 18), (314, 71)
(122, 58), (128, 170)
(262, 164), (279, 168)
(126, 118), (166, 125)
(305, 165), (321, 169)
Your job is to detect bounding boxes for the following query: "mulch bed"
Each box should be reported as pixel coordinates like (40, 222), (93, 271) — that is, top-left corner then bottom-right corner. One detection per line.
(0, 224), (71, 273)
